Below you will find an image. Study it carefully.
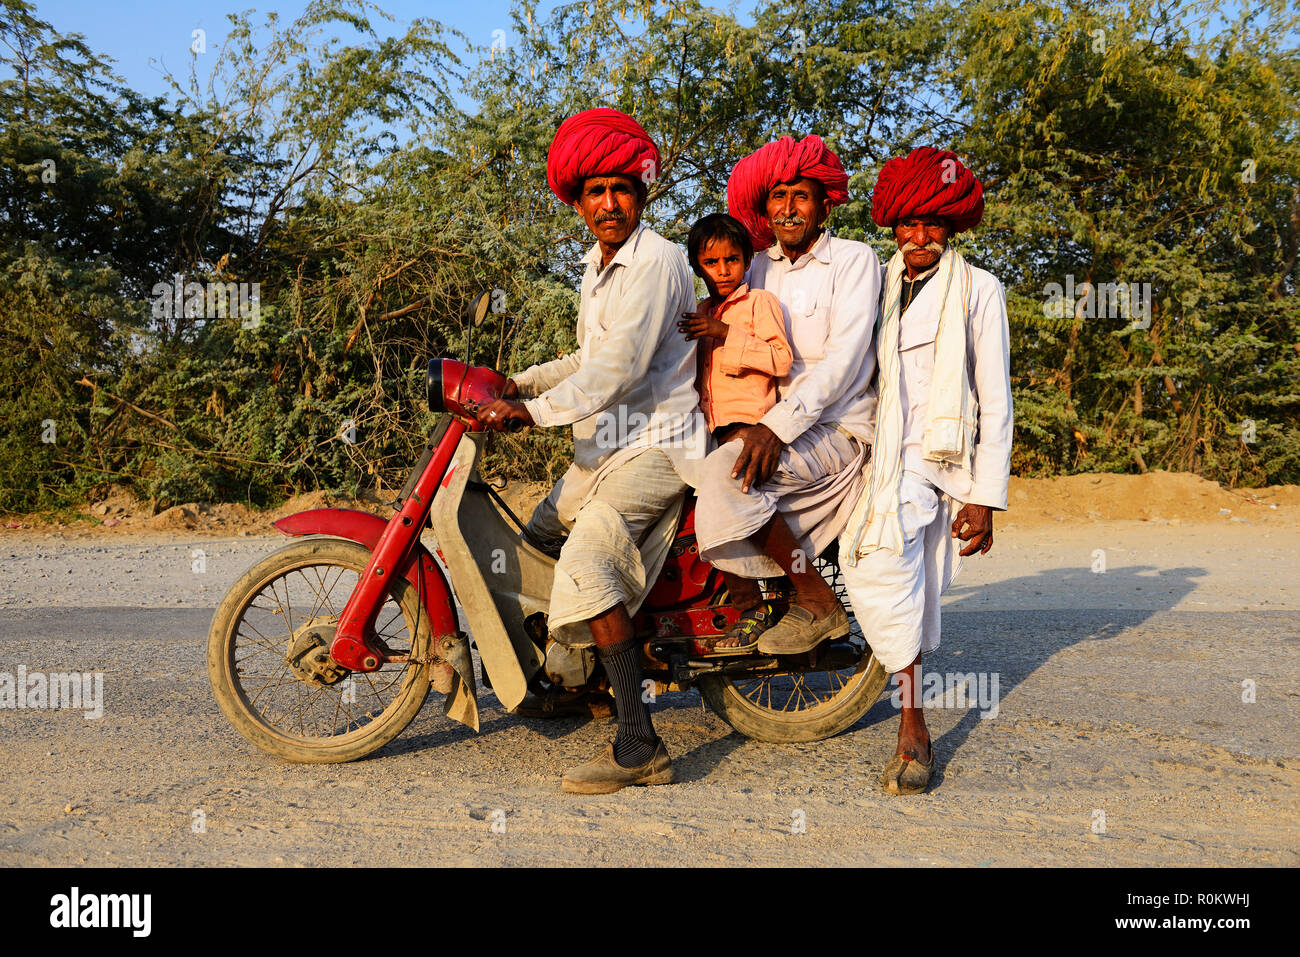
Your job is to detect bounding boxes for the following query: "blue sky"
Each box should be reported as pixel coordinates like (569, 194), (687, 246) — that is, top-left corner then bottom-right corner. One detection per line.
(35, 0), (1275, 112)
(38, 0), (568, 102)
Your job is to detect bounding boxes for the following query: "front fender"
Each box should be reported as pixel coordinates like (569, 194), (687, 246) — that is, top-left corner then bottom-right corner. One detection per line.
(273, 508), (478, 730)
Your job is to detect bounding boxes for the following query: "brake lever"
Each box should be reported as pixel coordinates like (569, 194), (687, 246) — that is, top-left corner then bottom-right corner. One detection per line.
(462, 396), (525, 432)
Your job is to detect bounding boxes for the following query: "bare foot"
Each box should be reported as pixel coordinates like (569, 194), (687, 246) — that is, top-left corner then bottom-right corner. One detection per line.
(896, 723), (932, 765)
(713, 633), (745, 650)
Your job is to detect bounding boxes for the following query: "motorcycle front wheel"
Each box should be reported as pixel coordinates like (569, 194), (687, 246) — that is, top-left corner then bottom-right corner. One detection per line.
(697, 551), (890, 743)
(207, 538), (433, 763)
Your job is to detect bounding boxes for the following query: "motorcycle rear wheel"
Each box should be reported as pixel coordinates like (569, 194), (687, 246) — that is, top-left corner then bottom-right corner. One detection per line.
(698, 552), (890, 743)
(207, 538), (433, 763)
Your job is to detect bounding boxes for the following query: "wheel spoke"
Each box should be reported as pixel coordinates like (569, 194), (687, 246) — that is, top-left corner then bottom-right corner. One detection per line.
(268, 578), (294, 636)
(248, 672), (297, 710)
(221, 554), (427, 747)
(237, 617), (289, 650)
(298, 567), (333, 621)
(233, 645), (279, 667)
(281, 682), (328, 734)
(376, 606), (403, 634)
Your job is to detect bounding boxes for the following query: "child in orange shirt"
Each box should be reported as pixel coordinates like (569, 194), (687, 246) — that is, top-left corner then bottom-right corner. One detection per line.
(677, 213), (792, 447)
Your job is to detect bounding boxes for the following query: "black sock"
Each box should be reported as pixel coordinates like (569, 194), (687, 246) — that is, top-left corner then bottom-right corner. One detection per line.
(597, 636), (658, 768)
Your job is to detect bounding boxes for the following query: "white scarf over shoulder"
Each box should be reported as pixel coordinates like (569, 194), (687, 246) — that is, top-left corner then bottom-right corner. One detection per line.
(855, 245), (975, 556)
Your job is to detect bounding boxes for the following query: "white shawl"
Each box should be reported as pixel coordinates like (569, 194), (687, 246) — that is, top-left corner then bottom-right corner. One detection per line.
(855, 245), (975, 556)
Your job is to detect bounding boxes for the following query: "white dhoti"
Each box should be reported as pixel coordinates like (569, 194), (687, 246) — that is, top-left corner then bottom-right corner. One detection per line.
(524, 448), (686, 645)
(694, 422), (867, 577)
(841, 471), (964, 673)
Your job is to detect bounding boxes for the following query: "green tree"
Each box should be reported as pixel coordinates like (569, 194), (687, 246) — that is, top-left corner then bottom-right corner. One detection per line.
(3, 0), (1297, 516)
(953, 0), (1299, 484)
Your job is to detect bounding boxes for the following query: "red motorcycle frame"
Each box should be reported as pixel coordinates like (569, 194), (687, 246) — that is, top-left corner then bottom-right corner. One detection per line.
(207, 358), (886, 762)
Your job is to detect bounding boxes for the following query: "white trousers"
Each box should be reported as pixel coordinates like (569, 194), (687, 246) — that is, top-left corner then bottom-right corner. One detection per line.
(694, 422), (867, 577)
(524, 448), (686, 644)
(841, 471), (964, 674)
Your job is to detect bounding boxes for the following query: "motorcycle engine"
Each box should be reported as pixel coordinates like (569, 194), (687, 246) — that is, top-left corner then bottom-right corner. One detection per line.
(541, 639), (596, 688)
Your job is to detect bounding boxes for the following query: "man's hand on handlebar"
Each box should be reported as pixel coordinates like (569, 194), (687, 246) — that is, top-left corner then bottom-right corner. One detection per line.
(476, 398), (533, 433)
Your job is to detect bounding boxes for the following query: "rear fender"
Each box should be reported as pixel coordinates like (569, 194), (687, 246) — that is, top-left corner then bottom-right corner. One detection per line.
(273, 508), (478, 730)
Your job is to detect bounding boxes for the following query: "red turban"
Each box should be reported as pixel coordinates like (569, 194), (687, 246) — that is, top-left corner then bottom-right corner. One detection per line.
(871, 146), (984, 233)
(726, 135), (850, 250)
(546, 108), (660, 206)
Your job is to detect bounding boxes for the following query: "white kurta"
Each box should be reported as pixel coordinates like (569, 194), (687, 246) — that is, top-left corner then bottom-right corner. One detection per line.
(514, 221), (705, 523)
(842, 262), (1012, 673)
(512, 221), (702, 642)
(896, 265), (1013, 510)
(694, 230), (880, 576)
(750, 230), (881, 444)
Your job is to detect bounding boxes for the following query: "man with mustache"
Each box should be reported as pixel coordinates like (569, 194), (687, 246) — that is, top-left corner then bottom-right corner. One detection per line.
(475, 108), (703, 793)
(840, 147), (1012, 795)
(692, 135), (880, 654)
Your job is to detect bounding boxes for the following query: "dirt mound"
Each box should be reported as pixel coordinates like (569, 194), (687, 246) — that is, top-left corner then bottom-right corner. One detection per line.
(3, 472), (1297, 535)
(145, 504), (200, 530)
(265, 489), (392, 523)
(1, 484), (394, 536)
(1007, 470), (1300, 527)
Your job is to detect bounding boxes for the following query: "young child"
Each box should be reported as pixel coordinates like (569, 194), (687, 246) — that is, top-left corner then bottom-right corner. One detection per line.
(678, 213), (792, 447)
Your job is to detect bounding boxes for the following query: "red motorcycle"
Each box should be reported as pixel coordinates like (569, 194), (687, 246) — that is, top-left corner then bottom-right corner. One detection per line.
(207, 358), (888, 763)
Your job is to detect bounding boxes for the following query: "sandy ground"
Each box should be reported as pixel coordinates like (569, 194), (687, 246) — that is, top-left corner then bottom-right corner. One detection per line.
(0, 473), (1297, 866)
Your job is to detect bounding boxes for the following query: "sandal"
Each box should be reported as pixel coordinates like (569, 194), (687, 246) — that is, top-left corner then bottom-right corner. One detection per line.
(702, 602), (778, 656)
(880, 743), (935, 795)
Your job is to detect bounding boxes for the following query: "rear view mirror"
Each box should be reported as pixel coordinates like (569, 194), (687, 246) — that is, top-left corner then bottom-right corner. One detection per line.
(468, 291), (491, 327)
(464, 290), (492, 364)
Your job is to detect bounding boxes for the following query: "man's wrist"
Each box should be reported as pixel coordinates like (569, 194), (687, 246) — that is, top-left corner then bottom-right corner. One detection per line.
(511, 369), (538, 398)
(521, 397), (548, 427)
(757, 406), (804, 445)
(966, 487), (1008, 511)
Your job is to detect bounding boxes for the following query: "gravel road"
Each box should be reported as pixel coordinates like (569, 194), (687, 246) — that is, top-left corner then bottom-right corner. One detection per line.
(1, 520), (1296, 866)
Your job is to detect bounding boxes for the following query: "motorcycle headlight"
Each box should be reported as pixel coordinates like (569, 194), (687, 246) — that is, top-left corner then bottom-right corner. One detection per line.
(425, 358), (503, 425)
(426, 359), (446, 412)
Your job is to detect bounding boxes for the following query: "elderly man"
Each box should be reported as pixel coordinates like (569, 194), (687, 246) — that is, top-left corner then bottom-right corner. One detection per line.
(477, 108), (703, 794)
(840, 147), (1012, 795)
(693, 135), (879, 654)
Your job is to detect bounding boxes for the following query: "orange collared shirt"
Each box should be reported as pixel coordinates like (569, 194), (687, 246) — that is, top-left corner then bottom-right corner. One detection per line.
(696, 283), (793, 432)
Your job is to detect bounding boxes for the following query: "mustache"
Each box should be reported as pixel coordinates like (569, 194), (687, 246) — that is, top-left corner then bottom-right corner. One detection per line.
(901, 240), (945, 255)
(594, 210), (628, 224)
(771, 213), (807, 227)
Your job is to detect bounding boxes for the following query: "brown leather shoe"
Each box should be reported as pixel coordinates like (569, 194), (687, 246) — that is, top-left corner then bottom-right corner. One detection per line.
(561, 740), (674, 794)
(756, 603), (850, 655)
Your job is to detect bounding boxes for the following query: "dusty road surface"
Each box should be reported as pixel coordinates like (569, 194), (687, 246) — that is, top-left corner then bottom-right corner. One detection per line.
(1, 475), (1297, 866)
